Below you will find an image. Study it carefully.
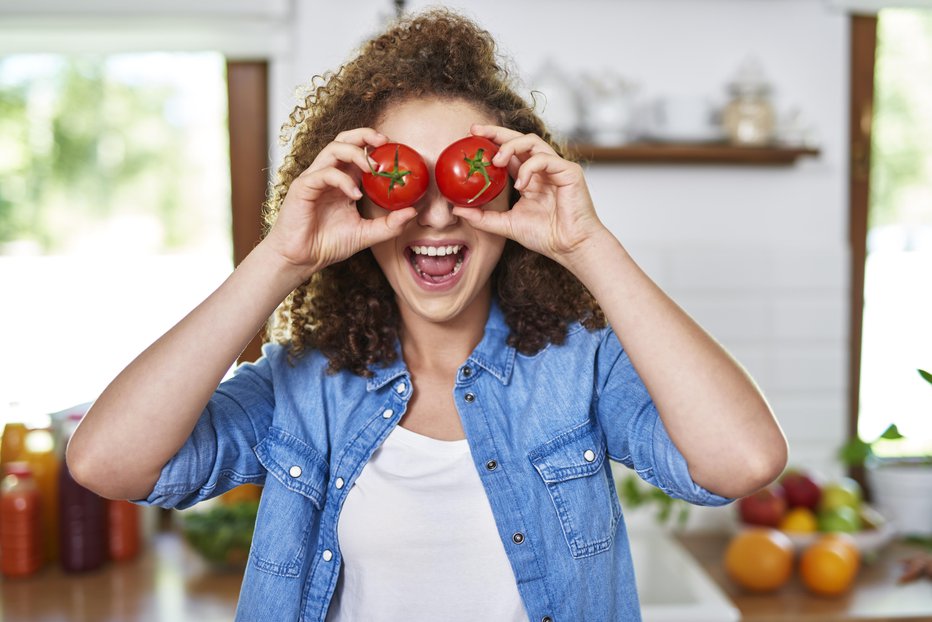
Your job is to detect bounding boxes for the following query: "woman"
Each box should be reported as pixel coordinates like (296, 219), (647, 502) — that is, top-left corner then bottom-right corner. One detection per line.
(68, 9), (787, 622)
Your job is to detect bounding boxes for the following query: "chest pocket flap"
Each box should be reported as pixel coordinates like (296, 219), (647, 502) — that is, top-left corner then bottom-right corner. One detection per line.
(528, 419), (619, 559)
(254, 427), (329, 509)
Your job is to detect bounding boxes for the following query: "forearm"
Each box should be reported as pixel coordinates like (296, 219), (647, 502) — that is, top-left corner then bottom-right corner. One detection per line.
(67, 241), (307, 500)
(564, 230), (787, 498)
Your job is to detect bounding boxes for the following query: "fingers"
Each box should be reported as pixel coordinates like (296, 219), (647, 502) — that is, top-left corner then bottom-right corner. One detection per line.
(296, 166), (363, 202)
(309, 128), (387, 175)
(470, 124), (557, 178)
(512, 153), (582, 191)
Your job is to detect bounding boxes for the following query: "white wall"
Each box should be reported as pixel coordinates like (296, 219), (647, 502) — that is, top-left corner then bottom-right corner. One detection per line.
(282, 1), (853, 525)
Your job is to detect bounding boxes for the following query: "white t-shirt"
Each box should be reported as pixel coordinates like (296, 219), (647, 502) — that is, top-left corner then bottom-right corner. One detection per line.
(325, 423), (530, 621)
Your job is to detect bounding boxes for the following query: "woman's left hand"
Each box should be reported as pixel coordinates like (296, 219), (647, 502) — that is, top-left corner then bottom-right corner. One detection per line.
(452, 124), (608, 267)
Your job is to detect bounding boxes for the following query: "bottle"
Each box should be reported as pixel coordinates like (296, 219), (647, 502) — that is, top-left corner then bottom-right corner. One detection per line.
(23, 427), (60, 563)
(107, 499), (140, 562)
(1, 422), (28, 468)
(722, 57), (776, 147)
(58, 413), (107, 572)
(1, 462), (43, 578)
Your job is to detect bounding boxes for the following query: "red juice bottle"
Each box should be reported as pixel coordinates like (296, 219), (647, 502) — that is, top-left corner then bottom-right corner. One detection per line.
(58, 413), (107, 572)
(107, 499), (140, 562)
(1, 462), (43, 578)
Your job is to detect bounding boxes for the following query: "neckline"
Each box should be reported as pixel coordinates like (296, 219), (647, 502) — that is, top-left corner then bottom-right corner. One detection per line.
(391, 423), (470, 453)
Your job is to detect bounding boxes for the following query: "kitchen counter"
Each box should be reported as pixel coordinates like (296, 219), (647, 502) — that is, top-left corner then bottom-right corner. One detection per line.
(676, 532), (932, 622)
(0, 531), (242, 622)
(2, 530), (929, 621)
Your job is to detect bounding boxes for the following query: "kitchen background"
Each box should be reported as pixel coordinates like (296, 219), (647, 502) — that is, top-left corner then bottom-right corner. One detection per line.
(1, 0), (931, 620)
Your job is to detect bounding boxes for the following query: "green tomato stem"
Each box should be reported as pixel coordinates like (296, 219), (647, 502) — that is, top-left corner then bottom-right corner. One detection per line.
(464, 147), (494, 204)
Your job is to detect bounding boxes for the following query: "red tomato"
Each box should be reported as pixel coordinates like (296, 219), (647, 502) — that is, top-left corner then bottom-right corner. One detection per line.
(435, 136), (508, 207)
(362, 143), (429, 210)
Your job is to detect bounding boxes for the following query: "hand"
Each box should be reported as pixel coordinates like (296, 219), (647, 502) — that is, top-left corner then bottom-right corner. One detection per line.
(262, 128), (416, 281)
(452, 125), (608, 267)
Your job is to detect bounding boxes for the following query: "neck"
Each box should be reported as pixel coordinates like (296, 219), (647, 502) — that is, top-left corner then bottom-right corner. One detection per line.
(398, 292), (492, 373)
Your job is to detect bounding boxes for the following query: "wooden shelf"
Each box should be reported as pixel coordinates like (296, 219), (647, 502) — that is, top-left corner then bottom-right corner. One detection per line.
(569, 141), (820, 166)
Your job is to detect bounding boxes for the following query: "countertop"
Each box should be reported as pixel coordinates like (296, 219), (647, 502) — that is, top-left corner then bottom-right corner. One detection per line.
(2, 530), (930, 621)
(676, 532), (932, 622)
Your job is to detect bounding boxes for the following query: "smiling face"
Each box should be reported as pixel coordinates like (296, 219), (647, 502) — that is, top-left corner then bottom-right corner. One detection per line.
(359, 97), (509, 327)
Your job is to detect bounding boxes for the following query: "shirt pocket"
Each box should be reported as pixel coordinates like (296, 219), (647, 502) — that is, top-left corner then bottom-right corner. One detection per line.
(528, 419), (621, 559)
(252, 427), (329, 577)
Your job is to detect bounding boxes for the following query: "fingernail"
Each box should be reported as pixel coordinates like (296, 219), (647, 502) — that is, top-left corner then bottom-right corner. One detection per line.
(353, 188), (363, 199)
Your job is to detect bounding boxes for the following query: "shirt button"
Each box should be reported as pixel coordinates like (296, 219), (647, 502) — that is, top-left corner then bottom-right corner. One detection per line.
(512, 532), (525, 545)
(289, 465), (302, 478)
(382, 408), (394, 419)
(395, 382), (406, 394)
(542, 617), (553, 622)
(462, 367), (473, 377)
(464, 392), (476, 403)
(335, 477), (345, 489)
(485, 460), (498, 471)
(322, 549), (333, 562)
(584, 449), (596, 462)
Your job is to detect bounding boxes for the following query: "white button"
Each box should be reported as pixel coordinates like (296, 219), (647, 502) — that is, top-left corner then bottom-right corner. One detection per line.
(395, 382), (406, 394)
(335, 477), (345, 489)
(583, 450), (596, 463)
(382, 408), (394, 419)
(289, 465), (302, 478)
(322, 549), (333, 562)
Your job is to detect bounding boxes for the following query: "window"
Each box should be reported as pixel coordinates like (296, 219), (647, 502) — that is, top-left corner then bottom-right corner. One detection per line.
(0, 52), (233, 425)
(858, 9), (932, 454)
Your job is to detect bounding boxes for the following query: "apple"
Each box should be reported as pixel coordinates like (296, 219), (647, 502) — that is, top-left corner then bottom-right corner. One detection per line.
(739, 485), (788, 527)
(819, 478), (863, 513)
(780, 469), (822, 510)
(818, 506), (862, 533)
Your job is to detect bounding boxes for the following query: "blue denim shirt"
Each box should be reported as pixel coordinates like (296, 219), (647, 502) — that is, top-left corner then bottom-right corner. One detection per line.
(138, 301), (731, 621)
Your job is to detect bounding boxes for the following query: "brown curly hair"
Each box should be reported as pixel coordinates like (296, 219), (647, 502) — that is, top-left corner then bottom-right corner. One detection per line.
(264, 8), (605, 376)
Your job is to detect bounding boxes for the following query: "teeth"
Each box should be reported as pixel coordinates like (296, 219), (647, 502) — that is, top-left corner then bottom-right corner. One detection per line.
(410, 244), (462, 257)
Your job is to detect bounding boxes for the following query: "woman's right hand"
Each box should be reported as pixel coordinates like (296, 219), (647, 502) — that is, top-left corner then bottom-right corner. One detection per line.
(262, 128), (416, 282)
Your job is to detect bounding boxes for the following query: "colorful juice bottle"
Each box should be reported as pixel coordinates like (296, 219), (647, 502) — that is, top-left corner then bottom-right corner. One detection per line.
(107, 499), (140, 562)
(1, 422), (28, 468)
(58, 414), (107, 572)
(1, 462), (43, 578)
(24, 428), (60, 563)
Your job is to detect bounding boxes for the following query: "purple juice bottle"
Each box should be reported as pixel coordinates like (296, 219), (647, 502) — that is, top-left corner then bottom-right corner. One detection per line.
(58, 413), (107, 572)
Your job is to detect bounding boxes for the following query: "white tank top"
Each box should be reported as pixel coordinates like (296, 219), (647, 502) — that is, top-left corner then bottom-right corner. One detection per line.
(325, 423), (530, 622)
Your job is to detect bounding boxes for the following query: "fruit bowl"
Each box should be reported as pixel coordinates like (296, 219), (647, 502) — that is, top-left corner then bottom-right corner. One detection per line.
(732, 520), (896, 555)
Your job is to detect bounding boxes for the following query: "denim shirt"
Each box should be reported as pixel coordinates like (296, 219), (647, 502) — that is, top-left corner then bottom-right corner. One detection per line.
(138, 301), (732, 622)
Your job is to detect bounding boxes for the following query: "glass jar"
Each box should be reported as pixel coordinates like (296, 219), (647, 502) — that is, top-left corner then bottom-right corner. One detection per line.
(722, 82), (776, 147)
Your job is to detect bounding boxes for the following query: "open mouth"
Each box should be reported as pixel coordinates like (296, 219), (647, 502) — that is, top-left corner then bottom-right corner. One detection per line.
(405, 243), (468, 286)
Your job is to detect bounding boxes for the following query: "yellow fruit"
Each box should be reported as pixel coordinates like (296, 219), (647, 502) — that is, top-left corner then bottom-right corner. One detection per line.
(724, 528), (795, 593)
(779, 507), (818, 533)
(799, 534), (860, 596)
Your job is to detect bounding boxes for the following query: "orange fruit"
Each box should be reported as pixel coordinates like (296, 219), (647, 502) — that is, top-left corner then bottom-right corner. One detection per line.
(779, 507), (818, 533)
(724, 528), (795, 592)
(799, 534), (860, 596)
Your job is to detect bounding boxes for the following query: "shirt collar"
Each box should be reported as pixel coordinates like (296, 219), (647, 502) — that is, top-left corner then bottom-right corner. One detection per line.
(366, 298), (515, 391)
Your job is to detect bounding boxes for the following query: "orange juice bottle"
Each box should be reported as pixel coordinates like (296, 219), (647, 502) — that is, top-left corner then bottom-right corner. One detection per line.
(1, 462), (43, 578)
(23, 428), (60, 562)
(1, 422), (28, 468)
(107, 500), (140, 562)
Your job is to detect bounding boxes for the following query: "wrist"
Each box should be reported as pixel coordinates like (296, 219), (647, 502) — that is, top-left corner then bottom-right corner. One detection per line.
(250, 240), (317, 293)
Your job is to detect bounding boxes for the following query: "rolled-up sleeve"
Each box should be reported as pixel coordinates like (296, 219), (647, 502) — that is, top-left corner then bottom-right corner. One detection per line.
(594, 328), (732, 507)
(134, 344), (279, 510)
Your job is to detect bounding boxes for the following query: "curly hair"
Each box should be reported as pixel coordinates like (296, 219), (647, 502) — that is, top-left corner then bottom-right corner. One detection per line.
(263, 8), (605, 376)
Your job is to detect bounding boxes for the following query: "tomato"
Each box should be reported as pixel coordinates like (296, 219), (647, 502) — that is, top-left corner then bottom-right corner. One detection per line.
(362, 143), (429, 210)
(435, 136), (508, 207)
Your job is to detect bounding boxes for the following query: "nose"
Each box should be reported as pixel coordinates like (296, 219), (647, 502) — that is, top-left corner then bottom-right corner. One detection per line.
(415, 187), (458, 229)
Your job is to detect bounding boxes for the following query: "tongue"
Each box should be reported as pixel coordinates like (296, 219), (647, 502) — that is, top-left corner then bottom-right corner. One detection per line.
(415, 253), (458, 277)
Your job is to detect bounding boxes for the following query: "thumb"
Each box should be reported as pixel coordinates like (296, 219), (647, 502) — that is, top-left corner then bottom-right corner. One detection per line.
(452, 207), (514, 240)
(359, 207), (417, 248)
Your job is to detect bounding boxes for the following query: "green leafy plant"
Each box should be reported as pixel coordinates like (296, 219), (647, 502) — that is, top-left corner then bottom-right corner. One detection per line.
(617, 474), (690, 528)
(181, 501), (259, 568)
(839, 369), (932, 466)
